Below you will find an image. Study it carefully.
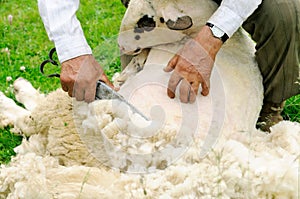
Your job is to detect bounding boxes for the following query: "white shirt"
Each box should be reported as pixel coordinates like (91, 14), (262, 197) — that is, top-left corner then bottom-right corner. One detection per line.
(208, 0), (262, 37)
(38, 0), (262, 63)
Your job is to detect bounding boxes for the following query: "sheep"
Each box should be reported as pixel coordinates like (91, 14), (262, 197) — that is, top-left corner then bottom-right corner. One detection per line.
(0, 0), (299, 198)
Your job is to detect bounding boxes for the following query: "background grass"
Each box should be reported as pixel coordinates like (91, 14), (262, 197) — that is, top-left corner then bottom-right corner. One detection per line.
(0, 0), (299, 164)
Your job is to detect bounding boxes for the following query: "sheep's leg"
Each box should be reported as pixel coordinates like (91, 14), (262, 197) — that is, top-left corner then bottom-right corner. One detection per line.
(120, 54), (134, 70)
(0, 91), (30, 129)
(13, 77), (45, 111)
(114, 49), (150, 87)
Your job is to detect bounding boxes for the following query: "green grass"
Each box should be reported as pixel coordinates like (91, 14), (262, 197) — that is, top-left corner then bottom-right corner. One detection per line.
(0, 0), (299, 164)
(283, 95), (300, 122)
(0, 127), (22, 164)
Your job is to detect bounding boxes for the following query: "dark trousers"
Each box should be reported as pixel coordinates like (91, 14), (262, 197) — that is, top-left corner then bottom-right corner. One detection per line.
(215, 0), (300, 103)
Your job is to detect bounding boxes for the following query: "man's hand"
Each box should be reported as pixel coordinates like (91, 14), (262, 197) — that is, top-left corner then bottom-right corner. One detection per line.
(60, 55), (114, 103)
(164, 25), (223, 103)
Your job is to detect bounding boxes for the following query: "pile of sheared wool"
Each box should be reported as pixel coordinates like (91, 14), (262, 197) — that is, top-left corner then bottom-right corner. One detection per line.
(0, 83), (299, 198)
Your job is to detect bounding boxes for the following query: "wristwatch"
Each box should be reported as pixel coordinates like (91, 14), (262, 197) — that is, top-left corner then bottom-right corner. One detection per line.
(206, 22), (229, 43)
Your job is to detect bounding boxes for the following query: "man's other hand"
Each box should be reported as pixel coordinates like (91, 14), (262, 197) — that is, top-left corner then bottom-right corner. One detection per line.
(164, 26), (223, 103)
(60, 55), (114, 103)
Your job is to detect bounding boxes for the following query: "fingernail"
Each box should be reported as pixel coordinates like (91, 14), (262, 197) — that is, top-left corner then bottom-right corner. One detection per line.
(201, 90), (209, 96)
(167, 88), (175, 98)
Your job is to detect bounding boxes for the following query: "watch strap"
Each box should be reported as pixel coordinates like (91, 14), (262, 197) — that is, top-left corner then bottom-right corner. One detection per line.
(206, 22), (229, 43)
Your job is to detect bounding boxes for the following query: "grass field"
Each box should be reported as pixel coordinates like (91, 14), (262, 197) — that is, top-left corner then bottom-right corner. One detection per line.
(0, 0), (299, 164)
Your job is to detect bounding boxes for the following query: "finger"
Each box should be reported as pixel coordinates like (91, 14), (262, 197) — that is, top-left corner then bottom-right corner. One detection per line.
(164, 55), (178, 72)
(84, 84), (97, 103)
(200, 80), (210, 96)
(60, 76), (71, 92)
(68, 85), (74, 97)
(189, 81), (200, 103)
(100, 73), (118, 90)
(179, 79), (190, 103)
(167, 71), (182, 99)
(74, 84), (85, 101)
(61, 83), (68, 92)
(60, 76), (73, 96)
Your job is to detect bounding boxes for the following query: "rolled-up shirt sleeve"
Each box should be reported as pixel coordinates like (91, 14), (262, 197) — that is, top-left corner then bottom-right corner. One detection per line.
(38, 0), (92, 63)
(208, 0), (262, 37)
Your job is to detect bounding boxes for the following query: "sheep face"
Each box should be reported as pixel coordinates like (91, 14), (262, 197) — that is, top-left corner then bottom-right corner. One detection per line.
(118, 0), (218, 55)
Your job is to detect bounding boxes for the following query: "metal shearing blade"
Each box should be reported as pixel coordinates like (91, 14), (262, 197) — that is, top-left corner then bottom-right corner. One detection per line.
(95, 81), (149, 121)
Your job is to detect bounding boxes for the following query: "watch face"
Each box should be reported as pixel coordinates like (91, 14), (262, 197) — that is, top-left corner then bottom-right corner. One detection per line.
(211, 26), (224, 38)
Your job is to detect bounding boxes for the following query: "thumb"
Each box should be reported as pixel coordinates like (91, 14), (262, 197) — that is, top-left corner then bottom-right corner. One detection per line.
(100, 73), (119, 91)
(164, 55), (178, 72)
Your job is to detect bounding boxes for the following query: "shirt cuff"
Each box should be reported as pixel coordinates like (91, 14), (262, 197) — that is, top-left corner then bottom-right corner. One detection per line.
(54, 35), (92, 63)
(207, 5), (244, 38)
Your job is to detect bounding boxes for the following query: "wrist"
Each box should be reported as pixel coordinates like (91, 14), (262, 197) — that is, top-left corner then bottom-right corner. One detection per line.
(62, 54), (92, 65)
(54, 36), (92, 63)
(205, 22), (229, 43)
(194, 26), (223, 59)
